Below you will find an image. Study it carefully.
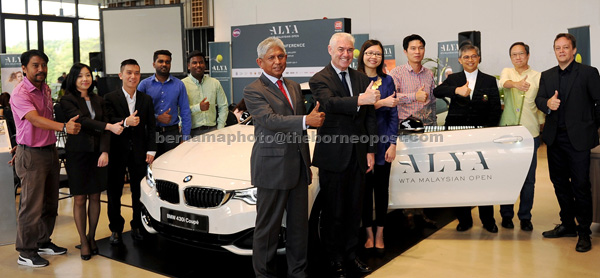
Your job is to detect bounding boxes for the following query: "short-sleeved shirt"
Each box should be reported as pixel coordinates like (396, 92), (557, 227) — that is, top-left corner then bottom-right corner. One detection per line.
(10, 77), (57, 147)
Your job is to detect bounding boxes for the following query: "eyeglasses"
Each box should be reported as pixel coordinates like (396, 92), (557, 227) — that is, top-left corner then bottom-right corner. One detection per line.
(461, 54), (479, 60)
(511, 52), (526, 58)
(364, 52), (382, 58)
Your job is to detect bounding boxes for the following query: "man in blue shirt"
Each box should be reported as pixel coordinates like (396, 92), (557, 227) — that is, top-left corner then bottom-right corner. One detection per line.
(138, 50), (192, 157)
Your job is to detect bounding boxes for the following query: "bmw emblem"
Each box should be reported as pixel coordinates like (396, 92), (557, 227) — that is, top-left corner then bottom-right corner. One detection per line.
(183, 175), (193, 183)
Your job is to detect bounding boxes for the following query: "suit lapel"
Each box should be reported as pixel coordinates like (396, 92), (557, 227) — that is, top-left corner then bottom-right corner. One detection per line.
(90, 94), (102, 120)
(283, 78), (300, 114)
(116, 89), (131, 116)
(76, 95), (91, 118)
(259, 74), (294, 113)
(550, 66), (560, 97)
(562, 63), (579, 102)
(326, 64), (348, 97)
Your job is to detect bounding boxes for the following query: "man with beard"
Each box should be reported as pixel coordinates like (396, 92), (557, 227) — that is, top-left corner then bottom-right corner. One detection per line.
(138, 50), (191, 157)
(11, 50), (81, 267)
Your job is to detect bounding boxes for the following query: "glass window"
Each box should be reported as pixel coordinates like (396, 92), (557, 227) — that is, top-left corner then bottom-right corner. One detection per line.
(41, 0), (76, 17)
(28, 0), (40, 15)
(29, 21), (39, 50)
(2, 0), (26, 14)
(43, 21), (73, 91)
(78, 3), (99, 19)
(4, 19), (28, 54)
(78, 20), (100, 67)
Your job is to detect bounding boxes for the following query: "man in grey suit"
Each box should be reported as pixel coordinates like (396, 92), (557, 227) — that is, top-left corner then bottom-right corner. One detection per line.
(244, 37), (325, 277)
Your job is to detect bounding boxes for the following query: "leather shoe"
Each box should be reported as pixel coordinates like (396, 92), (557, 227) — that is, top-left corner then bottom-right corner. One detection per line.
(483, 223), (498, 233)
(329, 261), (346, 278)
(131, 228), (145, 241)
(576, 234), (592, 252)
(349, 258), (372, 273)
(520, 220), (533, 231)
(109, 232), (122, 246)
(542, 224), (577, 238)
(501, 218), (514, 229)
(456, 222), (473, 232)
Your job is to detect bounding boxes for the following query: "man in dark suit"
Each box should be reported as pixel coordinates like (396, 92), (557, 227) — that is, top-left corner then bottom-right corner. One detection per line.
(535, 33), (600, 253)
(244, 37), (325, 278)
(104, 59), (157, 244)
(309, 32), (379, 277)
(433, 44), (501, 233)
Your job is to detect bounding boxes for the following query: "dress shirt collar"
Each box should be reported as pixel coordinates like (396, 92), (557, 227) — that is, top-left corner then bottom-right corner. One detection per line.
(21, 76), (47, 94)
(464, 69), (479, 80)
(262, 71), (283, 85)
(559, 61), (575, 75)
(152, 74), (172, 83)
(406, 62), (425, 74)
(188, 74), (206, 85)
(331, 62), (348, 75)
(121, 87), (137, 101)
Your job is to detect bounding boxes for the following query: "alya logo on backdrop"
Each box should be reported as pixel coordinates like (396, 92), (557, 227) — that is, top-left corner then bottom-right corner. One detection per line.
(2, 55), (21, 67)
(398, 151), (490, 174)
(268, 24), (299, 36)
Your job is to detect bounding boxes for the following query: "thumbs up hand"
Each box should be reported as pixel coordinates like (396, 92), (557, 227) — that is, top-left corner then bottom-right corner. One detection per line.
(547, 90), (561, 111)
(66, 115), (81, 134)
(157, 108), (172, 124)
(306, 101), (325, 127)
(455, 81), (471, 97)
(126, 110), (140, 127)
(415, 85), (428, 103)
(200, 97), (210, 111)
(515, 75), (530, 92)
(358, 81), (381, 106)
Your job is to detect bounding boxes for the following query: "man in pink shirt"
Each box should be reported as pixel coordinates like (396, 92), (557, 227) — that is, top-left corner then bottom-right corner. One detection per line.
(10, 50), (80, 267)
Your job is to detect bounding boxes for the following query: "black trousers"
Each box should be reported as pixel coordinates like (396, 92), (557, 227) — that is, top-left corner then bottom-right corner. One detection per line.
(455, 205), (495, 226)
(362, 162), (391, 227)
(156, 129), (182, 158)
(547, 130), (593, 234)
(107, 149), (147, 232)
(319, 150), (365, 262)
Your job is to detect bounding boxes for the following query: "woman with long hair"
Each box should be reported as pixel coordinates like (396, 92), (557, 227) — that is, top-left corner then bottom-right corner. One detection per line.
(357, 39), (399, 254)
(59, 63), (123, 260)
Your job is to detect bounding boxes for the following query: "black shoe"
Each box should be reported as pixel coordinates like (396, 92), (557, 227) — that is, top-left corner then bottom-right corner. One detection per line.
(501, 218), (514, 229)
(329, 261), (346, 278)
(375, 247), (385, 256)
(542, 224), (577, 238)
(576, 234), (592, 252)
(483, 223), (498, 233)
(349, 258), (372, 273)
(38, 242), (67, 255)
(131, 228), (145, 241)
(109, 232), (122, 245)
(18, 253), (49, 267)
(520, 220), (534, 231)
(456, 222), (473, 232)
(81, 253), (91, 261)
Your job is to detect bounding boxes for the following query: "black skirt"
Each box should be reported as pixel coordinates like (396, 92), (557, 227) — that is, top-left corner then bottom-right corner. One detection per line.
(65, 151), (107, 195)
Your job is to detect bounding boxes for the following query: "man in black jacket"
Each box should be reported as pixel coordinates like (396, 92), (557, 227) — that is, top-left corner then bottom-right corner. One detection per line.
(104, 59), (157, 244)
(309, 32), (378, 277)
(433, 44), (501, 233)
(535, 33), (600, 253)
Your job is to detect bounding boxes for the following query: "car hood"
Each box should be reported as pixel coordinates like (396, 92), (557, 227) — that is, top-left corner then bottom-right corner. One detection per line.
(152, 124), (254, 182)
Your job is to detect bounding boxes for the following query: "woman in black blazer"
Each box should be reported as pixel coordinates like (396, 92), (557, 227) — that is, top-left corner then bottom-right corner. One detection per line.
(60, 63), (123, 260)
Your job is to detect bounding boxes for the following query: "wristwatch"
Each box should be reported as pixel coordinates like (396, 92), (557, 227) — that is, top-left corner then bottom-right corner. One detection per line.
(63, 123), (67, 133)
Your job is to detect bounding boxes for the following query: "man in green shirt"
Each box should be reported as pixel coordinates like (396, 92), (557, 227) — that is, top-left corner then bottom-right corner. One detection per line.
(498, 42), (544, 231)
(182, 51), (229, 136)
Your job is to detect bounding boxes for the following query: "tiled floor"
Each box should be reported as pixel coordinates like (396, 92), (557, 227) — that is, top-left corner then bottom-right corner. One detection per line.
(2, 144), (600, 277)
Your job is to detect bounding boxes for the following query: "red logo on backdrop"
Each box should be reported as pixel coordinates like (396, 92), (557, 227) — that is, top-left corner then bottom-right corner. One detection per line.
(334, 21), (342, 30)
(232, 28), (241, 37)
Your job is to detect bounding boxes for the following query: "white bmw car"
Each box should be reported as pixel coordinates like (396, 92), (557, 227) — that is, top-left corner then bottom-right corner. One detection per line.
(140, 123), (533, 255)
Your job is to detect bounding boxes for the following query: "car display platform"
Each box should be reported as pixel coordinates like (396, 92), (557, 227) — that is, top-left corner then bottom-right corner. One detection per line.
(96, 208), (455, 277)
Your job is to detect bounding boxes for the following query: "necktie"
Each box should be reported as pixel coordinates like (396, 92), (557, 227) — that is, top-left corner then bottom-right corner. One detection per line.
(340, 72), (351, 96)
(276, 80), (293, 109)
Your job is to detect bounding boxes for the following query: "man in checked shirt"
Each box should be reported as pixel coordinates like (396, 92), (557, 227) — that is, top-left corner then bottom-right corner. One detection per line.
(388, 34), (438, 228)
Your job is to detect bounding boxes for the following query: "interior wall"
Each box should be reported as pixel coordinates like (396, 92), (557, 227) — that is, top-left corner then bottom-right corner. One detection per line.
(213, 0), (600, 76)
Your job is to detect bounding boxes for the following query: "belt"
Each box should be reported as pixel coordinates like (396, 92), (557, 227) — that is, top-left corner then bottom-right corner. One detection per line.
(157, 125), (179, 133)
(192, 125), (216, 131)
(18, 144), (55, 150)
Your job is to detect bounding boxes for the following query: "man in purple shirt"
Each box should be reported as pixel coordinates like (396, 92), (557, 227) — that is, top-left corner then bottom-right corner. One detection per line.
(138, 50), (191, 157)
(10, 50), (80, 267)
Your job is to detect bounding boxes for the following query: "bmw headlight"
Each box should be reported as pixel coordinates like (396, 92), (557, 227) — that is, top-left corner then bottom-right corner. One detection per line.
(232, 187), (258, 205)
(146, 164), (156, 188)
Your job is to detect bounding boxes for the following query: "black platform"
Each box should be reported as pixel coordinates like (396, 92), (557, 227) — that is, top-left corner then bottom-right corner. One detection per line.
(95, 208), (455, 277)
